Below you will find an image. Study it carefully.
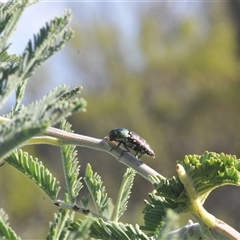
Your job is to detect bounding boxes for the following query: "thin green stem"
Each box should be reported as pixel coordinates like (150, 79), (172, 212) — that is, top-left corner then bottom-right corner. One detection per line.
(26, 136), (63, 146)
(176, 164), (215, 228)
(54, 200), (109, 221)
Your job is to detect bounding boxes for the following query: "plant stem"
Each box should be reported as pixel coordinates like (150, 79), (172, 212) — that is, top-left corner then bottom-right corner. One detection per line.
(0, 116), (164, 181)
(176, 164), (215, 227)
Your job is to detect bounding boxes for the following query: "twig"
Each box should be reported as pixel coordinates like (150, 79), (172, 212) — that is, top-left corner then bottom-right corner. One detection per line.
(0, 117), (163, 181)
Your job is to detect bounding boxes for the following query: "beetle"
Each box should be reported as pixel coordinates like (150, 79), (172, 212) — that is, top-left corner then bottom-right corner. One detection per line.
(104, 128), (155, 159)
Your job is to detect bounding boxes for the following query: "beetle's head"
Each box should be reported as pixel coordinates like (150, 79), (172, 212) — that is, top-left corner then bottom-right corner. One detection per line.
(108, 128), (129, 141)
(108, 129), (116, 141)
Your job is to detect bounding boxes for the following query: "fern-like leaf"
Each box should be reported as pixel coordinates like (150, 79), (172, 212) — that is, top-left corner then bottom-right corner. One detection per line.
(141, 193), (167, 236)
(84, 164), (112, 218)
(142, 151), (240, 236)
(5, 149), (60, 201)
(11, 78), (28, 116)
(0, 1), (35, 108)
(60, 119), (83, 204)
(0, 85), (86, 161)
(0, 209), (20, 240)
(0, 0), (31, 51)
(112, 168), (136, 222)
(180, 151), (240, 198)
(19, 9), (74, 80)
(70, 218), (150, 240)
(0, 6), (73, 110)
(68, 217), (93, 239)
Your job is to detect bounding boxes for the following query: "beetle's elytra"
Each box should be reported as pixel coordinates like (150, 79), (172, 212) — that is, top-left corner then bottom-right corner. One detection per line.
(105, 128), (155, 159)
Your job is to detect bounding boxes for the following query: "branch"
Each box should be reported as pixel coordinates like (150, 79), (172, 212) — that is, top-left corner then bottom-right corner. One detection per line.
(46, 126), (163, 181)
(0, 116), (162, 181)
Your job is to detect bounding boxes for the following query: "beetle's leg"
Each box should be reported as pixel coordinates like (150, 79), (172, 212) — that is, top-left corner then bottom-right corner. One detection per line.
(115, 142), (122, 149)
(135, 152), (143, 163)
(122, 143), (130, 152)
(135, 152), (143, 159)
(110, 142), (121, 152)
(119, 143), (130, 157)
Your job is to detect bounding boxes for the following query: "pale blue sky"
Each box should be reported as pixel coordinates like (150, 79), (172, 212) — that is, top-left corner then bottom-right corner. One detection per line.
(4, 1), (205, 113)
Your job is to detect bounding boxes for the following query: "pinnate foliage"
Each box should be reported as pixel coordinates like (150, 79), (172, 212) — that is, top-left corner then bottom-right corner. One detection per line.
(84, 164), (113, 217)
(112, 168), (136, 222)
(141, 151), (240, 236)
(0, 209), (20, 240)
(1, 1), (240, 240)
(60, 120), (83, 204)
(5, 150), (60, 201)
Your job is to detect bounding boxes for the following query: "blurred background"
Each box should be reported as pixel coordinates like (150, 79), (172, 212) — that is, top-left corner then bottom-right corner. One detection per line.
(1, 1), (240, 238)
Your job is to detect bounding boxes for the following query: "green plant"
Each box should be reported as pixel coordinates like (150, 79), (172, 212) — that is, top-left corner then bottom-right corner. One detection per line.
(0, 1), (240, 239)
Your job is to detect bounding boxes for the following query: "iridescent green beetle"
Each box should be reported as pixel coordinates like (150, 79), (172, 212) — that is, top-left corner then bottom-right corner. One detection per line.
(105, 128), (155, 159)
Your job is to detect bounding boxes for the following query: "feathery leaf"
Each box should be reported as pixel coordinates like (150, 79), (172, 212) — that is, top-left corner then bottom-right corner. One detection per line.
(0, 0), (32, 51)
(19, 9), (74, 80)
(0, 208), (20, 240)
(60, 119), (83, 204)
(68, 217), (92, 239)
(142, 151), (240, 235)
(112, 168), (136, 222)
(84, 164), (112, 218)
(0, 85), (86, 161)
(5, 149), (60, 201)
(70, 218), (150, 240)
(0, 7), (73, 109)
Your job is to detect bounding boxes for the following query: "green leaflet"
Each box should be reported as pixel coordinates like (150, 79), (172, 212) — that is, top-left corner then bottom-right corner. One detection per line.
(84, 164), (112, 218)
(0, 85), (86, 161)
(112, 168), (136, 222)
(5, 149), (60, 201)
(142, 151), (240, 236)
(70, 218), (150, 240)
(60, 119), (83, 204)
(0, 208), (21, 240)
